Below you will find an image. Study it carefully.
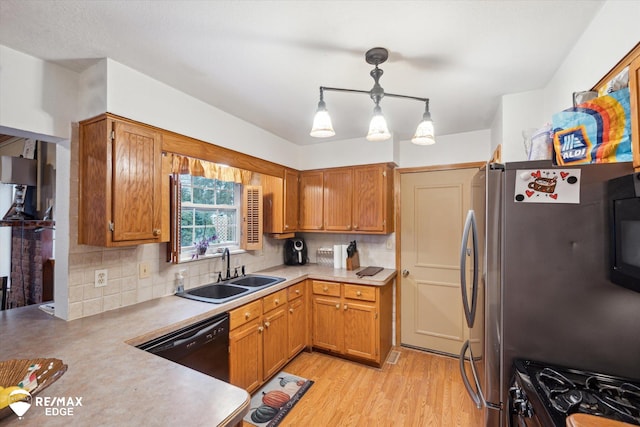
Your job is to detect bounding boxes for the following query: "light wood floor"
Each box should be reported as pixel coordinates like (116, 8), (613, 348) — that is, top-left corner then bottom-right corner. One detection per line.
(242, 347), (482, 427)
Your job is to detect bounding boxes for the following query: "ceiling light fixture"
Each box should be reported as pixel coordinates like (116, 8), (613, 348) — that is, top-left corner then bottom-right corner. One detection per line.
(310, 47), (435, 145)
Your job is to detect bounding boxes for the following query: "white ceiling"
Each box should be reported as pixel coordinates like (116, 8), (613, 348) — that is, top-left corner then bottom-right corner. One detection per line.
(0, 0), (605, 145)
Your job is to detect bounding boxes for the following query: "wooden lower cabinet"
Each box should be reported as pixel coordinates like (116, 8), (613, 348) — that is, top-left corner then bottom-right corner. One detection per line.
(262, 304), (288, 380)
(287, 282), (308, 358)
(311, 280), (392, 366)
(229, 317), (263, 393)
(229, 281), (308, 393)
(311, 295), (343, 352)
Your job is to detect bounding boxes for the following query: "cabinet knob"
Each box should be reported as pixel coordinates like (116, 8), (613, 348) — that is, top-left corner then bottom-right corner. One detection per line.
(284, 224), (289, 229)
(264, 321), (271, 328)
(356, 291), (362, 296)
(153, 229), (161, 237)
(258, 326), (264, 332)
(344, 304), (348, 310)
(354, 225), (358, 230)
(295, 289), (300, 294)
(323, 286), (329, 292)
(335, 303), (340, 309)
(289, 308), (294, 313)
(245, 312), (251, 320)
(274, 299), (280, 305)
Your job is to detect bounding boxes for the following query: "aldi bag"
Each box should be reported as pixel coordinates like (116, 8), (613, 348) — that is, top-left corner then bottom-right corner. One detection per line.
(552, 88), (632, 165)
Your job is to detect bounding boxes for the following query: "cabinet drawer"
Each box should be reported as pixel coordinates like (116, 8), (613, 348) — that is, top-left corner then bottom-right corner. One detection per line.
(312, 280), (341, 297)
(230, 299), (262, 330)
(263, 289), (287, 313)
(288, 281), (305, 301)
(344, 284), (376, 302)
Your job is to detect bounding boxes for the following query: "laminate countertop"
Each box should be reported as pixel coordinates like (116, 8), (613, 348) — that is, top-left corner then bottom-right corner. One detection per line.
(0, 264), (396, 426)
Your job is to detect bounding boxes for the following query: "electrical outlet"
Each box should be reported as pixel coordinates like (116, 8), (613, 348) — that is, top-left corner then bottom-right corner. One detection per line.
(139, 262), (150, 279)
(386, 238), (394, 250)
(95, 269), (108, 288)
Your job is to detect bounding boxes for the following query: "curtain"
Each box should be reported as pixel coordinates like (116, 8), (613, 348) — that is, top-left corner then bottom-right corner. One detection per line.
(170, 154), (252, 184)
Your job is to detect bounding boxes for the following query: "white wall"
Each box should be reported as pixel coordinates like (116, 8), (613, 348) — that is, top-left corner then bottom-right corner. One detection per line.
(98, 59), (301, 169)
(398, 129), (491, 168)
(496, 0), (640, 162)
(501, 90), (546, 162)
(543, 0), (640, 120)
(298, 135), (397, 170)
(0, 45), (77, 141)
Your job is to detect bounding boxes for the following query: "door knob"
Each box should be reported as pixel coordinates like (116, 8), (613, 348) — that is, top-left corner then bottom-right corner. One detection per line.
(402, 269), (410, 277)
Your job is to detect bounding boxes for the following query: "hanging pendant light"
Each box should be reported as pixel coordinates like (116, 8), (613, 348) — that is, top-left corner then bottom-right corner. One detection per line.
(411, 100), (435, 145)
(309, 90), (335, 137)
(366, 104), (391, 141)
(310, 47), (435, 145)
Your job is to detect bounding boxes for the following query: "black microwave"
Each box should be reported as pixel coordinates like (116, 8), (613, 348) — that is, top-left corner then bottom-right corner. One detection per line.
(608, 172), (640, 293)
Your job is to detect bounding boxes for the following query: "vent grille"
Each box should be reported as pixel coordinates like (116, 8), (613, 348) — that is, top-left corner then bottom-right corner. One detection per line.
(242, 185), (263, 250)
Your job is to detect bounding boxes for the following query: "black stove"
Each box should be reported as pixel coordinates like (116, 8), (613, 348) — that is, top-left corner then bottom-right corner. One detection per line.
(510, 359), (640, 426)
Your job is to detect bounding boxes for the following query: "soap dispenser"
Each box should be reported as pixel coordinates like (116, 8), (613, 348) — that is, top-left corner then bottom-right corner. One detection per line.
(175, 269), (186, 293)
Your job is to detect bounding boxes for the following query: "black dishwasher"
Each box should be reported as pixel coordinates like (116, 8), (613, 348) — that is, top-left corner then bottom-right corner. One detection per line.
(137, 312), (229, 382)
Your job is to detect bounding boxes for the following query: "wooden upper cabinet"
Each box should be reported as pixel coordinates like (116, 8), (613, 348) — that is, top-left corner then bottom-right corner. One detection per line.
(79, 114), (166, 247)
(299, 170), (324, 230)
(353, 164), (389, 232)
(298, 163), (395, 234)
(592, 43), (640, 171)
(323, 168), (353, 231)
(283, 169), (299, 231)
(629, 53), (640, 170)
(263, 169), (299, 235)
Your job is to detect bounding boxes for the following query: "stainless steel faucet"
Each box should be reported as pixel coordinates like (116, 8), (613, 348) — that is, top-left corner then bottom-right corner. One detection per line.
(221, 248), (231, 280)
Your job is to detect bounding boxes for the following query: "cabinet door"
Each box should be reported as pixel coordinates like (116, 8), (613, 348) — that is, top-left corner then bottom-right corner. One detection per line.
(352, 165), (386, 232)
(288, 297), (307, 358)
(323, 168), (353, 231)
(284, 169), (299, 231)
(299, 171), (324, 230)
(312, 296), (343, 352)
(343, 300), (378, 362)
(261, 174), (283, 234)
(263, 306), (289, 379)
(229, 319), (263, 393)
(112, 120), (162, 242)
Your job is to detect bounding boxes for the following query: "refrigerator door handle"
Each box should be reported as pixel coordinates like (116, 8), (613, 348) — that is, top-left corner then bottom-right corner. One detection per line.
(459, 339), (483, 409)
(460, 210), (478, 328)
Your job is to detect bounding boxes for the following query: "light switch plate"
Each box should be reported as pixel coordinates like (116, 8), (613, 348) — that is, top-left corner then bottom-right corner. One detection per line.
(95, 269), (108, 288)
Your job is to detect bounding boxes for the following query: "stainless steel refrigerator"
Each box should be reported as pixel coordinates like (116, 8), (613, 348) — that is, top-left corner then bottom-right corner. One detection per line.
(458, 160), (640, 426)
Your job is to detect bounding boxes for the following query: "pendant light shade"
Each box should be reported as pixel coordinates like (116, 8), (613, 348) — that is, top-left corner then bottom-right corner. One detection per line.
(310, 99), (335, 138)
(311, 47), (435, 145)
(366, 104), (391, 142)
(411, 101), (435, 145)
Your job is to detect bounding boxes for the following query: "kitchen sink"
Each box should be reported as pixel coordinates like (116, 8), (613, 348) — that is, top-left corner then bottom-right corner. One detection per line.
(229, 274), (285, 287)
(176, 274), (286, 304)
(186, 284), (248, 300)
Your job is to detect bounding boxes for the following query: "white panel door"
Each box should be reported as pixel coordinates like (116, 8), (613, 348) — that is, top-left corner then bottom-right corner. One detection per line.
(400, 168), (478, 355)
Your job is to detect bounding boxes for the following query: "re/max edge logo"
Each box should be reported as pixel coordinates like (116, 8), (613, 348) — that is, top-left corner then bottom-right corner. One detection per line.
(558, 127), (591, 163)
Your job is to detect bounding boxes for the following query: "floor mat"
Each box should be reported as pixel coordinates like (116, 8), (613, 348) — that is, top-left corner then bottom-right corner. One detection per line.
(243, 371), (314, 427)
